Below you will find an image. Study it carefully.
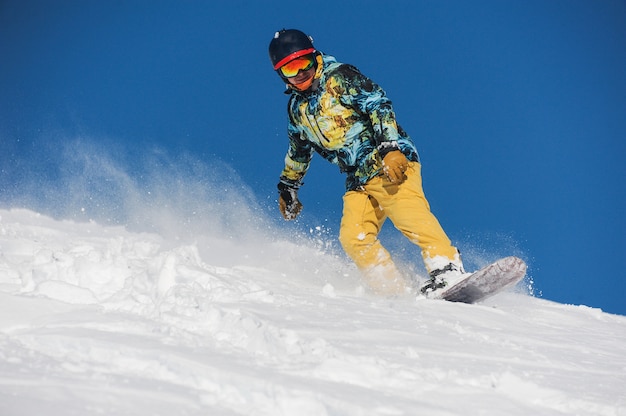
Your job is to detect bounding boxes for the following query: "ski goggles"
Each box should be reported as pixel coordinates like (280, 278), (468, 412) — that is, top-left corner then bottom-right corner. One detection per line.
(279, 55), (315, 78)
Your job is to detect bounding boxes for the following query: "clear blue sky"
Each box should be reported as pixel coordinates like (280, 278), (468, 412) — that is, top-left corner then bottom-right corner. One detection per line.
(1, 1), (625, 315)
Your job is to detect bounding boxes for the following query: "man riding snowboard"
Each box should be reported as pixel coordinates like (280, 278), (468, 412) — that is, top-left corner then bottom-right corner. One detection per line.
(269, 29), (465, 296)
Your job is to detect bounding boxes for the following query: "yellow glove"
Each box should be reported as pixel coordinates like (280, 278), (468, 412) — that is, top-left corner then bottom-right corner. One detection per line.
(382, 150), (409, 184)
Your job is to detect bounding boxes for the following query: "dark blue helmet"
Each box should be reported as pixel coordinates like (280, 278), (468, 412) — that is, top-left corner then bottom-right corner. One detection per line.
(269, 29), (316, 70)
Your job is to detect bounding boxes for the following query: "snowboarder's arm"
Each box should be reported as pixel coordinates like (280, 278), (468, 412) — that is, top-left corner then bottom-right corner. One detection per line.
(276, 123), (312, 220)
(278, 121), (314, 190)
(337, 66), (402, 157)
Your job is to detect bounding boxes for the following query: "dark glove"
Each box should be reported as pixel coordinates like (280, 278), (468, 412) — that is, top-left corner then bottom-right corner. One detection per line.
(278, 184), (303, 220)
(382, 150), (409, 184)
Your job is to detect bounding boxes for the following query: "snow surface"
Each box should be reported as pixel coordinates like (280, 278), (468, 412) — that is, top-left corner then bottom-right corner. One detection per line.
(1, 207), (625, 416)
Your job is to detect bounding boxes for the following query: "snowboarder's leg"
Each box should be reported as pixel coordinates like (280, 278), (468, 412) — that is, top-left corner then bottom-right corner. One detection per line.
(365, 162), (463, 276)
(339, 191), (409, 296)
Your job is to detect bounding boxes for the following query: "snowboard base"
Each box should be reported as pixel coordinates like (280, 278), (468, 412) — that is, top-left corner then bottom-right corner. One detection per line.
(431, 256), (527, 304)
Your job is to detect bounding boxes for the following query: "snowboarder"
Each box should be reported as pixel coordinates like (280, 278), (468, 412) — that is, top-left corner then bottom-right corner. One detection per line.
(269, 29), (465, 296)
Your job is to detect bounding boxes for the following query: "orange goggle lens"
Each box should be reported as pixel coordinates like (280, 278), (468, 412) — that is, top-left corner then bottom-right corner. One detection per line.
(279, 56), (315, 78)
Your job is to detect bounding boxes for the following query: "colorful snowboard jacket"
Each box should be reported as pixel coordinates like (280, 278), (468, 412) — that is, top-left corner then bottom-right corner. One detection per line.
(279, 54), (420, 192)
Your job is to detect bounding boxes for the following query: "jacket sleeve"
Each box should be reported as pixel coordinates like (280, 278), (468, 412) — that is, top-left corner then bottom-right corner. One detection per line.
(278, 113), (314, 190)
(337, 65), (402, 156)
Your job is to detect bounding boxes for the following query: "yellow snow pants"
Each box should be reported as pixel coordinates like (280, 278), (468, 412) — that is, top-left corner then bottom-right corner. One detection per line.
(339, 162), (460, 296)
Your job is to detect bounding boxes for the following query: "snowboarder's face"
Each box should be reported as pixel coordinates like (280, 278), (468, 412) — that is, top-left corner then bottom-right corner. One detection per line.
(286, 66), (316, 88)
(281, 55), (316, 90)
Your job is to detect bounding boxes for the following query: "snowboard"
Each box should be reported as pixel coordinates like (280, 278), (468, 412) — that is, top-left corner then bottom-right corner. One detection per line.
(431, 256), (527, 304)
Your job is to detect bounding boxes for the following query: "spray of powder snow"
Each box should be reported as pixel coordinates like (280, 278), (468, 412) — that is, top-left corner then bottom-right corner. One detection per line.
(12, 138), (265, 238)
(2, 134), (533, 295)
(2, 136), (353, 279)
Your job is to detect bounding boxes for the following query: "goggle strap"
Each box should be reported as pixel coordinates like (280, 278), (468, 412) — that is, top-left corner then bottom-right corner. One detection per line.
(273, 48), (316, 70)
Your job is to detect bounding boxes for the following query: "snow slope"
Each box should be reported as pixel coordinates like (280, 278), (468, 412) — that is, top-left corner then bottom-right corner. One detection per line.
(1, 208), (625, 416)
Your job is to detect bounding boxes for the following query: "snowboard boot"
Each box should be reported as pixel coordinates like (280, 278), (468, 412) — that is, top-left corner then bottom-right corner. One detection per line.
(420, 262), (466, 294)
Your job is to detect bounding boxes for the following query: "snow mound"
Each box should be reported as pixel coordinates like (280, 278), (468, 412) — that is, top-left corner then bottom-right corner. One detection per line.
(1, 208), (625, 416)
